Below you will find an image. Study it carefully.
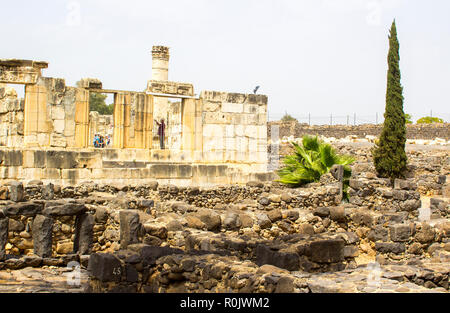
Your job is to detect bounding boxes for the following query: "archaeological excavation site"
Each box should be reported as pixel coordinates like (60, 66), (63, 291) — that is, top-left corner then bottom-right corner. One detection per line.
(0, 45), (449, 296)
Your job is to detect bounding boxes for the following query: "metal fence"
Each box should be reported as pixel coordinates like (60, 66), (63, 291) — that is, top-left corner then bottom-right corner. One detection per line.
(267, 112), (450, 125)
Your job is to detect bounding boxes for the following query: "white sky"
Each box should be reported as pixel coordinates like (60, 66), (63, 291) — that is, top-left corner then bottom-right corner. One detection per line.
(2, 0), (449, 123)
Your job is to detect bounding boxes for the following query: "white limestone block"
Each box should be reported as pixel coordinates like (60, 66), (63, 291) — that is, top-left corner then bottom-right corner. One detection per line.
(222, 102), (243, 113)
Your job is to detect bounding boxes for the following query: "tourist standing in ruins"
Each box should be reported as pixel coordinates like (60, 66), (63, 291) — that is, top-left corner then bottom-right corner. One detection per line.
(155, 119), (166, 149)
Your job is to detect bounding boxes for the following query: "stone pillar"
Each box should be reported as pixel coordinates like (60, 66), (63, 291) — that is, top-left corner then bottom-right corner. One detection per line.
(182, 98), (203, 156)
(0, 217), (8, 261)
(113, 93), (131, 148)
(24, 84), (49, 147)
(119, 210), (141, 250)
(134, 94), (154, 149)
(144, 94), (154, 149)
(32, 214), (53, 258)
(74, 89), (90, 148)
(74, 213), (94, 255)
(151, 46), (169, 81)
(151, 46), (170, 141)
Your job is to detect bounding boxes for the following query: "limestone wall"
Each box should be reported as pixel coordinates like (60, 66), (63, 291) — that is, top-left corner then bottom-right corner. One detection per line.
(269, 121), (450, 140)
(0, 85), (24, 147)
(200, 91), (268, 168)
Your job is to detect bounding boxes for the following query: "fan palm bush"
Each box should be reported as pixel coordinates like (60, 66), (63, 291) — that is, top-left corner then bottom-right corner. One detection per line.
(277, 136), (355, 199)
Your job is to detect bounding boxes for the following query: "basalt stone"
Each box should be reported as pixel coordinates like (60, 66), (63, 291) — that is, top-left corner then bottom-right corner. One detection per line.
(23, 255), (42, 267)
(329, 206), (346, 222)
(255, 245), (300, 271)
(139, 245), (184, 267)
(119, 210), (141, 249)
(367, 225), (389, 242)
(375, 242), (405, 254)
(8, 218), (25, 232)
(9, 181), (24, 202)
(286, 210), (299, 221)
(94, 207), (108, 223)
(394, 179), (417, 190)
(32, 214), (53, 258)
(400, 200), (421, 212)
(392, 190), (408, 201)
(275, 276), (294, 293)
(138, 199), (155, 210)
(415, 223), (436, 244)
(42, 202), (87, 217)
(41, 183), (55, 200)
(256, 213), (272, 229)
(88, 253), (122, 282)
(0, 218), (8, 261)
(4, 202), (43, 217)
(313, 207), (330, 218)
(258, 197), (270, 206)
(74, 213), (94, 255)
(389, 224), (412, 242)
(309, 239), (345, 263)
(196, 210), (221, 231)
(223, 212), (242, 230)
(267, 209), (282, 223)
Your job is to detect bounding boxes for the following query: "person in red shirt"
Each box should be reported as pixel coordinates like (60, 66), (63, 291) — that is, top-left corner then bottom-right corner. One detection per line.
(155, 119), (166, 149)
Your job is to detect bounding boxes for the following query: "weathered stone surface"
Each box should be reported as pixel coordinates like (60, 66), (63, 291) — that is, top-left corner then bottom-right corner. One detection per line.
(196, 210), (221, 231)
(309, 240), (345, 263)
(143, 223), (168, 239)
(223, 212), (242, 230)
(94, 207), (108, 223)
(394, 179), (417, 190)
(4, 202), (42, 217)
(119, 210), (141, 249)
(330, 165), (344, 182)
(32, 215), (53, 258)
(368, 225), (389, 242)
(42, 202), (87, 216)
(314, 207), (330, 217)
(267, 209), (282, 223)
(375, 242), (406, 254)
(74, 213), (94, 255)
(0, 218), (8, 260)
(275, 276), (294, 293)
(8, 218), (25, 232)
(329, 206), (346, 222)
(256, 213), (272, 229)
(88, 253), (122, 282)
(256, 245), (300, 271)
(9, 181), (24, 202)
(389, 224), (412, 242)
(415, 223), (436, 244)
(41, 183), (55, 200)
(138, 245), (183, 266)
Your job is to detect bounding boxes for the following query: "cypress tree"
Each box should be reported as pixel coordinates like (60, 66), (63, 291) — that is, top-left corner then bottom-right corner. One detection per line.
(372, 20), (407, 182)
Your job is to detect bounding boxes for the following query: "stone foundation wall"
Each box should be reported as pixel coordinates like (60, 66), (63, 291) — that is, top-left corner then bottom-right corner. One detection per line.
(269, 121), (450, 140)
(0, 148), (273, 187)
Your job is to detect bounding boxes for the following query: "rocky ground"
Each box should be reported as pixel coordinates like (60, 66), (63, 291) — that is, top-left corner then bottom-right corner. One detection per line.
(0, 143), (448, 293)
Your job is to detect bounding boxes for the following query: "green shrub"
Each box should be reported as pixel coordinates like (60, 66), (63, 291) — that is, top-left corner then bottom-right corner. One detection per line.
(277, 135), (354, 199)
(416, 116), (444, 124)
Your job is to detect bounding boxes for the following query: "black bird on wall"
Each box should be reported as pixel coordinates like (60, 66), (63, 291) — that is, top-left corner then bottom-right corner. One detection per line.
(253, 86), (260, 94)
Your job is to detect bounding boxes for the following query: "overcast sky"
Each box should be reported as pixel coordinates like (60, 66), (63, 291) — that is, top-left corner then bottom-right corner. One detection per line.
(2, 0), (449, 123)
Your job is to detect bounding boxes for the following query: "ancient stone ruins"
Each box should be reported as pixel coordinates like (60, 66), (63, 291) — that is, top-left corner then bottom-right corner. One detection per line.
(0, 47), (449, 293)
